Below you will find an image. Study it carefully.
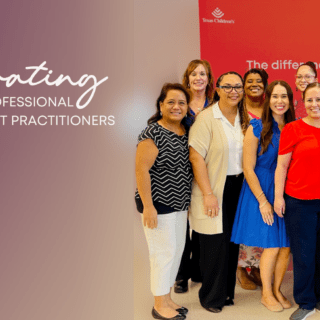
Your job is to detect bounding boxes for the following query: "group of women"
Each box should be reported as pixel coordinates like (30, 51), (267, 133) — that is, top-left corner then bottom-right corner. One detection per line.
(135, 59), (320, 320)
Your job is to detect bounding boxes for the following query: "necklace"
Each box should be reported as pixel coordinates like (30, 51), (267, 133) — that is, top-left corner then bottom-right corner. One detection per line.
(191, 96), (206, 114)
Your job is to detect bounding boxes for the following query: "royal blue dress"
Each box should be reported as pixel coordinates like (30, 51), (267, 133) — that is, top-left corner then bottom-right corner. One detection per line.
(231, 119), (290, 248)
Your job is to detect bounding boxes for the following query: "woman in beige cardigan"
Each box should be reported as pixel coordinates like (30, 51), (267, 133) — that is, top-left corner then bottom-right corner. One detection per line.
(188, 71), (245, 313)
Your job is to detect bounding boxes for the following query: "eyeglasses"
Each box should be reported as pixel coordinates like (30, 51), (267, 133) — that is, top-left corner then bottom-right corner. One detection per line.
(295, 74), (315, 81)
(219, 85), (244, 93)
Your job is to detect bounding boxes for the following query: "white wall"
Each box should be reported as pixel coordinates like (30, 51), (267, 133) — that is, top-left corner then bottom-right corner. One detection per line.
(133, 1), (200, 319)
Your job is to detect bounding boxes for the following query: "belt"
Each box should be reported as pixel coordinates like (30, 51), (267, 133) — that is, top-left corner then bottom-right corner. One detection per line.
(227, 173), (243, 178)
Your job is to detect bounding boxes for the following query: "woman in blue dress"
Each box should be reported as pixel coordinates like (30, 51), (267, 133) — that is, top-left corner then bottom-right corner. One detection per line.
(231, 80), (295, 312)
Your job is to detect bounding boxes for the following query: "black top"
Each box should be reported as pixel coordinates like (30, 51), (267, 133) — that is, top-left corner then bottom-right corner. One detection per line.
(135, 122), (192, 214)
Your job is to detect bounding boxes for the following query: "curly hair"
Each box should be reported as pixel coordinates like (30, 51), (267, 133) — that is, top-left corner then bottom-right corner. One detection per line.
(241, 68), (269, 133)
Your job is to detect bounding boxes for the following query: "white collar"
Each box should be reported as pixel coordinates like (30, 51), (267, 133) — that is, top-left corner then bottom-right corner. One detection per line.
(212, 102), (240, 122)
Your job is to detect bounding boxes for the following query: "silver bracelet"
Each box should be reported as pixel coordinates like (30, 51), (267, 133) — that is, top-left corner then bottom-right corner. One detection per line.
(259, 200), (268, 209)
(257, 191), (264, 199)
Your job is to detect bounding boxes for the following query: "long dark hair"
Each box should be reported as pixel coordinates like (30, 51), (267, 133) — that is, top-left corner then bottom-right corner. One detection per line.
(214, 71), (246, 134)
(260, 80), (295, 155)
(148, 83), (192, 128)
(242, 68), (269, 132)
(182, 59), (214, 104)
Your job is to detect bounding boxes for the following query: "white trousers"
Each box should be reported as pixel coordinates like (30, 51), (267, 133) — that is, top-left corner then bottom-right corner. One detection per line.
(142, 210), (188, 296)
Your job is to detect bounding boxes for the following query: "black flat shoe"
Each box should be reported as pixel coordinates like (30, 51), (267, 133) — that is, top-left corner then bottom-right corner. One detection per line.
(176, 307), (188, 315)
(152, 308), (186, 319)
(174, 279), (188, 294)
(224, 298), (234, 306)
(203, 306), (222, 313)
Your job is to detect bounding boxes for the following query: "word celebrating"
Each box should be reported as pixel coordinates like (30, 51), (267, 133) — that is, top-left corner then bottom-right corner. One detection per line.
(0, 115), (115, 126)
(246, 60), (320, 70)
(0, 62), (108, 109)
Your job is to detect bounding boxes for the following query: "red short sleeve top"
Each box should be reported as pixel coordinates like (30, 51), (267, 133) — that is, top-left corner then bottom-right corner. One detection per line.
(294, 98), (308, 120)
(278, 119), (320, 200)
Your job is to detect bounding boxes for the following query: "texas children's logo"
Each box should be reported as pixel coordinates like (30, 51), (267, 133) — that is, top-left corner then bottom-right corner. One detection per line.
(212, 8), (224, 18)
(202, 7), (235, 24)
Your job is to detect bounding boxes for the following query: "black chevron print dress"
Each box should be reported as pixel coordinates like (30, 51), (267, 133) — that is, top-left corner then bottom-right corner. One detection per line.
(135, 123), (193, 214)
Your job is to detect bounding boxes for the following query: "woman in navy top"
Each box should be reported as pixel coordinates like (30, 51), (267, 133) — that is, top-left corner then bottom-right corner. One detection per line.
(182, 59), (214, 128)
(174, 60), (214, 294)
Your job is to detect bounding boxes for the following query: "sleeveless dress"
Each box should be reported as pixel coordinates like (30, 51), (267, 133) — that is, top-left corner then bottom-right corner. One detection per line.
(231, 119), (290, 248)
(238, 111), (263, 267)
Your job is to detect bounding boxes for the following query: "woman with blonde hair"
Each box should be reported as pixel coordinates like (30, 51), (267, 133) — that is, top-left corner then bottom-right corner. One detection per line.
(174, 59), (214, 294)
(182, 59), (214, 117)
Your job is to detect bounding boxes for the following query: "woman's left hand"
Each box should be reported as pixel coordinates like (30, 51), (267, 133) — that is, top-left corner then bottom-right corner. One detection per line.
(203, 194), (219, 218)
(274, 196), (285, 218)
(259, 201), (274, 226)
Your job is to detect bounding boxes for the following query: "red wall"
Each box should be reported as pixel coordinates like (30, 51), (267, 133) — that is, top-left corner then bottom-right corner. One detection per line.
(199, 0), (319, 101)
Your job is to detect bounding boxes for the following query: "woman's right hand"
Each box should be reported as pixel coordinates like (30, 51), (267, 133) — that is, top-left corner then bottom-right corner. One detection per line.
(203, 194), (219, 218)
(274, 196), (285, 218)
(259, 201), (274, 226)
(143, 206), (158, 229)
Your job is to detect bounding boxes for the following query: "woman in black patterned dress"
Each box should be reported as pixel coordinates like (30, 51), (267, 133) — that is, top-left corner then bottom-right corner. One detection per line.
(135, 83), (193, 320)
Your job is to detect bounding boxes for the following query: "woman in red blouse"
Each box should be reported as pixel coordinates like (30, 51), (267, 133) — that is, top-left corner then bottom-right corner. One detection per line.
(274, 82), (320, 320)
(294, 61), (317, 119)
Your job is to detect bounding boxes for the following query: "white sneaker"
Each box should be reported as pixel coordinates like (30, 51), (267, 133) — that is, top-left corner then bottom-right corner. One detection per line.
(289, 308), (315, 320)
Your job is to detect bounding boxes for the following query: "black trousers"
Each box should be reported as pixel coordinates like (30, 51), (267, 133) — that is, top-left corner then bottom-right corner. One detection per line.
(198, 174), (243, 309)
(175, 221), (202, 282)
(284, 194), (320, 310)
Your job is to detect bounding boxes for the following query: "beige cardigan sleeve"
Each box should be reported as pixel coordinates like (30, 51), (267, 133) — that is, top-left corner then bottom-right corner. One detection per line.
(188, 106), (229, 235)
(189, 109), (213, 159)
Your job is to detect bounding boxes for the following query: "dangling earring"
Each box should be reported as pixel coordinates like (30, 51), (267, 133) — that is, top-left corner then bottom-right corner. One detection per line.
(185, 114), (187, 118)
(160, 111), (162, 116)
(187, 83), (190, 88)
(296, 87), (298, 91)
